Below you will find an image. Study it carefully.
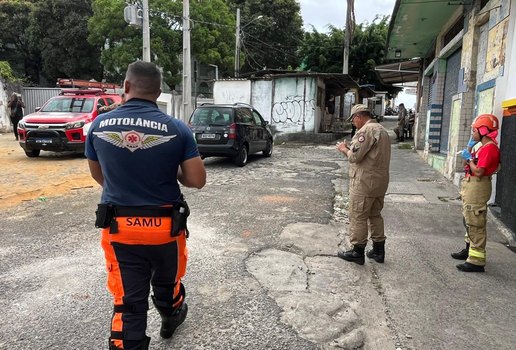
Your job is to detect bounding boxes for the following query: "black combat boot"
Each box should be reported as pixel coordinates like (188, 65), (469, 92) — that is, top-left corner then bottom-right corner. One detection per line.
(451, 243), (469, 260)
(109, 336), (150, 350)
(366, 241), (385, 263)
(456, 262), (485, 273)
(161, 302), (188, 339)
(152, 298), (188, 339)
(337, 245), (365, 265)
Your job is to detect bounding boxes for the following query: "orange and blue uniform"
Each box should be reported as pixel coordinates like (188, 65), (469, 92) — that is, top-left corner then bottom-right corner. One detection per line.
(86, 98), (199, 349)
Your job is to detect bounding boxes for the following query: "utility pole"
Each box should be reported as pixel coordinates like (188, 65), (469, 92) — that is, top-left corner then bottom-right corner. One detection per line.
(183, 0), (192, 121)
(234, 8), (241, 77)
(142, 0), (151, 62)
(343, 0), (354, 74)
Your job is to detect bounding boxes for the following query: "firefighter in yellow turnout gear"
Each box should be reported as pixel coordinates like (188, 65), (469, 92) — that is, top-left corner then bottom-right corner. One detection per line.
(452, 114), (500, 272)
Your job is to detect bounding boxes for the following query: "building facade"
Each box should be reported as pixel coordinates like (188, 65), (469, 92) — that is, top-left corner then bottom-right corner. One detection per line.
(386, 0), (516, 236)
(212, 72), (359, 138)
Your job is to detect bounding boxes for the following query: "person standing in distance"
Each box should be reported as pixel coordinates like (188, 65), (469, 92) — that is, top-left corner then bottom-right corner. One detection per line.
(85, 61), (206, 350)
(393, 103), (407, 142)
(336, 104), (391, 265)
(452, 114), (500, 272)
(7, 93), (25, 140)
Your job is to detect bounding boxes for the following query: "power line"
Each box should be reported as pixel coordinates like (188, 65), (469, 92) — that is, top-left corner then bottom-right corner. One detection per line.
(242, 32), (298, 59)
(240, 41), (263, 71)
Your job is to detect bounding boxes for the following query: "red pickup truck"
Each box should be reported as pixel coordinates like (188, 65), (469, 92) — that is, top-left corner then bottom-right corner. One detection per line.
(17, 88), (122, 157)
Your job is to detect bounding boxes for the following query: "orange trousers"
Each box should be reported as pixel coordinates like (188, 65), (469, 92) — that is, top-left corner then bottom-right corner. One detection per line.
(101, 216), (187, 349)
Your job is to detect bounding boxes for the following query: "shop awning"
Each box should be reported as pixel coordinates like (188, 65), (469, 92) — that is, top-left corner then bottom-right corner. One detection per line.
(386, 0), (458, 60)
(374, 59), (421, 85)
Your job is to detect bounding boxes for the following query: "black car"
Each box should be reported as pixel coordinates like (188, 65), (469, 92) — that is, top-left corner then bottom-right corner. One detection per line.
(189, 103), (273, 166)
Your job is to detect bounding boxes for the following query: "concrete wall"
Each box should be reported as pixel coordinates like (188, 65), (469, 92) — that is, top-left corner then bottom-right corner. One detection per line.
(0, 79), (9, 133)
(494, 0), (516, 115)
(250, 80), (273, 123)
(157, 92), (173, 117)
(213, 77), (321, 136)
(271, 77), (317, 134)
(213, 80), (251, 105)
(0, 79), (24, 134)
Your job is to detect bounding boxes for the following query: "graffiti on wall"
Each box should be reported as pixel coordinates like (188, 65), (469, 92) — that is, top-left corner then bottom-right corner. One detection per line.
(272, 95), (315, 129)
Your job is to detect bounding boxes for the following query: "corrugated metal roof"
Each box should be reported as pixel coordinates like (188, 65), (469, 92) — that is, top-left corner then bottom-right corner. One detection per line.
(375, 59), (421, 85)
(237, 70), (360, 89)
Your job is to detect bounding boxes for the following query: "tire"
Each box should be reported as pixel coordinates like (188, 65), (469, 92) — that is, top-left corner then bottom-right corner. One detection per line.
(262, 139), (273, 157)
(25, 149), (40, 158)
(233, 145), (248, 167)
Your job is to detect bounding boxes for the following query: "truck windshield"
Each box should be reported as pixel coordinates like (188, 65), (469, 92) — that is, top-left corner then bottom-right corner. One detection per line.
(41, 97), (94, 113)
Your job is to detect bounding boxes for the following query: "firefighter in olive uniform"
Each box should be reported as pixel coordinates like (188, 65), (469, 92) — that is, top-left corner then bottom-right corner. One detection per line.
(336, 104), (391, 265)
(86, 61), (206, 349)
(452, 114), (500, 272)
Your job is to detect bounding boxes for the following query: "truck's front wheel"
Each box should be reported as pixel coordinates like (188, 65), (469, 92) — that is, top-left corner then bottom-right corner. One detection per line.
(25, 149), (41, 158)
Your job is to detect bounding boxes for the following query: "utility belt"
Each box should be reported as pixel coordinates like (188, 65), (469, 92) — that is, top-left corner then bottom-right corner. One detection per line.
(95, 199), (190, 237)
(464, 175), (492, 182)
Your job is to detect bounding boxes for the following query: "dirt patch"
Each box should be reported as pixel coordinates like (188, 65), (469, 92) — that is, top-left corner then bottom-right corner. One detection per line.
(0, 133), (97, 209)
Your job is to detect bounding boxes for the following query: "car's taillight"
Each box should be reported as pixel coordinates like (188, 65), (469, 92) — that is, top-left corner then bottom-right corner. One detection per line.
(229, 123), (237, 139)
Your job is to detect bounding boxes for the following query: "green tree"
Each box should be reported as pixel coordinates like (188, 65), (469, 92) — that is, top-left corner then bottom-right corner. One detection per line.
(0, 61), (20, 82)
(298, 26), (344, 73)
(227, 0), (303, 73)
(30, 0), (103, 84)
(88, 0), (235, 87)
(299, 16), (401, 97)
(349, 16), (389, 85)
(189, 0), (235, 78)
(0, 1), (40, 83)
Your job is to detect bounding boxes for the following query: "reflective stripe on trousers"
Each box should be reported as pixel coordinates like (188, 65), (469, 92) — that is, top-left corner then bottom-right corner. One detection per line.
(460, 176), (491, 267)
(101, 216), (187, 349)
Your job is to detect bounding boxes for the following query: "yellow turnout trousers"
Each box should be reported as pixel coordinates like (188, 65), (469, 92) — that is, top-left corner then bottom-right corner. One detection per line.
(460, 176), (492, 266)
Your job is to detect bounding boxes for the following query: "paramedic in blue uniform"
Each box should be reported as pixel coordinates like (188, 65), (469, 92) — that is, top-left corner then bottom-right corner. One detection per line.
(85, 61), (206, 350)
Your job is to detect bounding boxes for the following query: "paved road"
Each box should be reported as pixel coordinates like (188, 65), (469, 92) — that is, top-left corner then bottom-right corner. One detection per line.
(1, 120), (515, 350)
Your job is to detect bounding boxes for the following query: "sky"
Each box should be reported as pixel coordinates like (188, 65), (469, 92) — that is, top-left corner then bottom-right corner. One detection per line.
(299, 0), (396, 32)
(298, 0), (417, 108)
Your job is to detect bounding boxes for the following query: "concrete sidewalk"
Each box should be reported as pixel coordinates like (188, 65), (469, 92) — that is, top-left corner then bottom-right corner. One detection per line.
(359, 135), (516, 349)
(247, 131), (516, 349)
(388, 137), (515, 248)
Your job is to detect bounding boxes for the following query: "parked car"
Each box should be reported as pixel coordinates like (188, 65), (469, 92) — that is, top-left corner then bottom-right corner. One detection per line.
(188, 103), (273, 166)
(17, 89), (122, 157)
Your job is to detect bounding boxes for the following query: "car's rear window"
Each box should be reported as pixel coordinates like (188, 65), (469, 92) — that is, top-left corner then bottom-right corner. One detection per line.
(190, 107), (233, 126)
(41, 97), (94, 113)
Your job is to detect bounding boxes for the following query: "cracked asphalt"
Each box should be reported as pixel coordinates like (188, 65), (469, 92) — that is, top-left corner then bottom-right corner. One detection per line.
(1, 120), (516, 349)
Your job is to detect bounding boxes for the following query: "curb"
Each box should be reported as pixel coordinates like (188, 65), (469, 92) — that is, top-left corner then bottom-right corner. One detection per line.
(488, 209), (516, 247)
